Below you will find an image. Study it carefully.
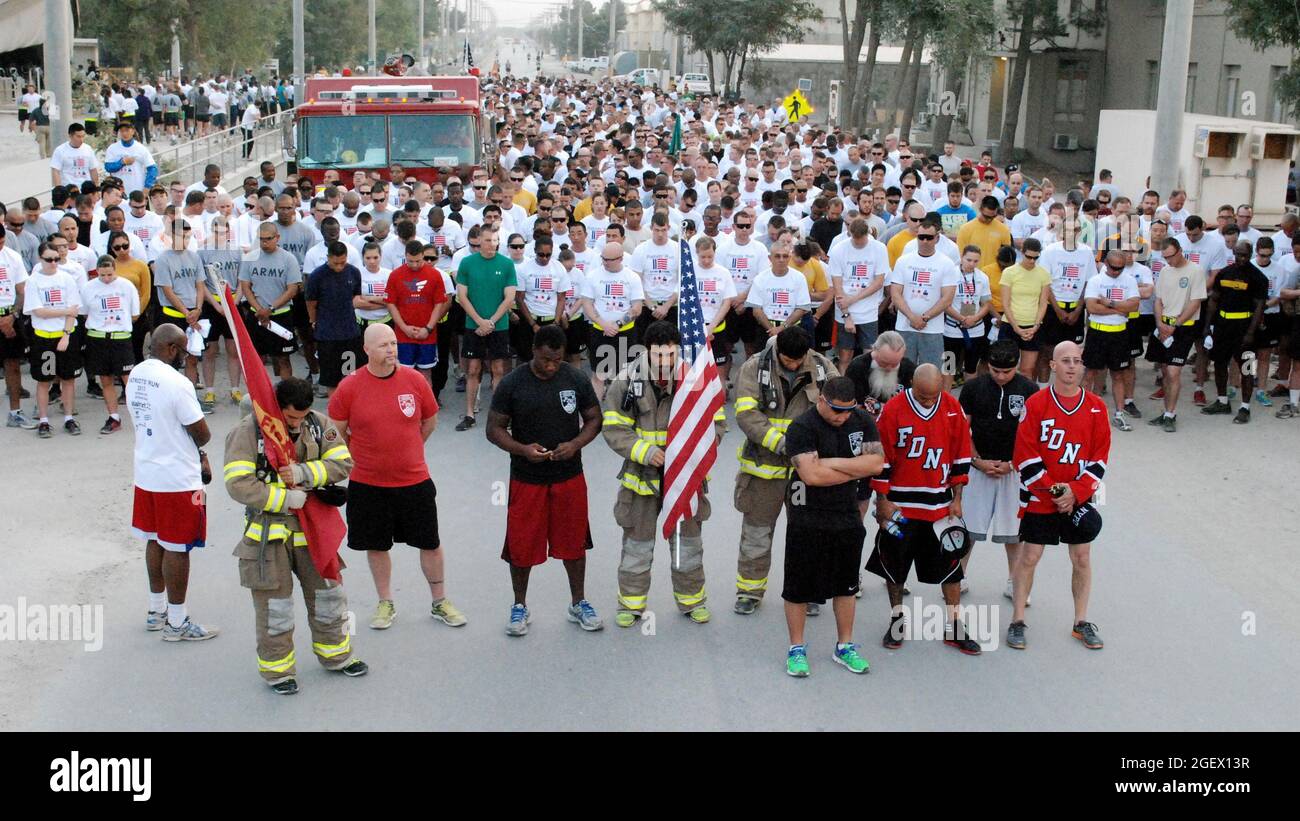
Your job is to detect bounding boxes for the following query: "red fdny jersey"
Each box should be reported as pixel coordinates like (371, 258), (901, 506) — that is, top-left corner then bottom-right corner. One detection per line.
(871, 389), (972, 522)
(1014, 386), (1111, 515)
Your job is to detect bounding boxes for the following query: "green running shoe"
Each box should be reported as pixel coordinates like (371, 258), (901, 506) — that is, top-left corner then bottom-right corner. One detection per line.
(786, 645), (810, 677)
(833, 642), (870, 674)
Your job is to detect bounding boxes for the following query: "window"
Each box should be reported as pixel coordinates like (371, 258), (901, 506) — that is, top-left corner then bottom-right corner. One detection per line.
(1271, 66), (1291, 122)
(1221, 64), (1241, 117)
(389, 114), (479, 167)
(1055, 59), (1088, 122)
(299, 115), (387, 169)
(1185, 63), (1198, 113)
(1146, 60), (1160, 109)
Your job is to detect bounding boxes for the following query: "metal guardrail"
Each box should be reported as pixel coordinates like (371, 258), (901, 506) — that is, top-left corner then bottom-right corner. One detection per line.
(4, 108), (295, 210)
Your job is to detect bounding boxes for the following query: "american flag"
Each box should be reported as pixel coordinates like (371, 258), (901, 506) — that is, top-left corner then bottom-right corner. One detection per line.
(536, 276), (554, 290)
(700, 278), (718, 293)
(433, 234), (447, 248)
(1064, 264), (1080, 278)
(1107, 287), (1126, 300)
(733, 256), (748, 270)
(606, 282), (624, 297)
(915, 270), (931, 284)
(1188, 252), (1200, 263)
(662, 238), (724, 540)
(653, 256), (669, 271)
(852, 263), (871, 278)
(773, 290), (790, 305)
(369, 282), (386, 296)
(46, 289), (63, 304)
(102, 295), (122, 310)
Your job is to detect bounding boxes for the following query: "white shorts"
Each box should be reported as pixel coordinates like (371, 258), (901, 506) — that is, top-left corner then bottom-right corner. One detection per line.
(963, 469), (1021, 543)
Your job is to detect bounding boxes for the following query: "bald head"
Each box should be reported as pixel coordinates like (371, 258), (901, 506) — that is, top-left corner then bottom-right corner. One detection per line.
(150, 323), (186, 364)
(362, 321), (398, 373)
(1052, 341), (1081, 362)
(912, 363), (942, 406)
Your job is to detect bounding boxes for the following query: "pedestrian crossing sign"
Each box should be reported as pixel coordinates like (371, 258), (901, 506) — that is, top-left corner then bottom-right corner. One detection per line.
(783, 89), (813, 121)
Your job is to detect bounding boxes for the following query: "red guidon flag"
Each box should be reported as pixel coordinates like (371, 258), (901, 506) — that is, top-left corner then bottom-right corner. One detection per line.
(221, 284), (346, 581)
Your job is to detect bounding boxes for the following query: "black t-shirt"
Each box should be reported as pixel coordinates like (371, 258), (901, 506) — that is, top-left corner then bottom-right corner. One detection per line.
(490, 361), (599, 483)
(810, 217), (844, 253)
(784, 406), (880, 529)
(1212, 261), (1268, 316)
(958, 373), (1039, 462)
(844, 352), (916, 414)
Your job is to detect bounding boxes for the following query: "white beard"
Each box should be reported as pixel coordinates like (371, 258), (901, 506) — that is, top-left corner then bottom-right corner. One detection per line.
(868, 365), (899, 399)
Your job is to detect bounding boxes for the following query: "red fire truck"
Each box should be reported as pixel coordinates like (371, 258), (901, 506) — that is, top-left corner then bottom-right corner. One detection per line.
(293, 74), (490, 186)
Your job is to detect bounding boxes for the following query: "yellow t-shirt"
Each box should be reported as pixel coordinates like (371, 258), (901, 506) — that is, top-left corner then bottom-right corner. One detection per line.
(887, 231), (913, 267)
(980, 261), (1005, 315)
(999, 264), (1051, 326)
(513, 188), (538, 217)
(793, 258), (829, 296)
(114, 258), (153, 312)
(957, 218), (1012, 272)
(573, 197), (593, 221)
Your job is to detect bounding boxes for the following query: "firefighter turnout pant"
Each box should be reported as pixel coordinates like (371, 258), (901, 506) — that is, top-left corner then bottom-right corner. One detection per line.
(237, 535), (353, 682)
(733, 473), (789, 600)
(614, 489), (707, 616)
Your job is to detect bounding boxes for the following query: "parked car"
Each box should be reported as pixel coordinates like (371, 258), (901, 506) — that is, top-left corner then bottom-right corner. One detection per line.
(678, 73), (711, 94)
(614, 67), (662, 88)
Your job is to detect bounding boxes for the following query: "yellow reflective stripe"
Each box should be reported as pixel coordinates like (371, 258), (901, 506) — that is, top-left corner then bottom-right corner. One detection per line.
(712, 409), (726, 422)
(593, 320), (636, 332)
(604, 410), (635, 426)
(292, 531), (308, 547)
(635, 427), (667, 445)
(304, 460), (327, 487)
(761, 427), (785, 452)
(674, 589), (706, 607)
(161, 305), (188, 318)
(620, 472), (660, 495)
(618, 594), (647, 611)
(630, 439), (651, 465)
(736, 575), (769, 592)
(735, 396), (759, 413)
(736, 444), (792, 480)
(321, 445), (350, 461)
(263, 486), (286, 512)
(1088, 320), (1126, 332)
(1127, 311), (1140, 319)
(1219, 310), (1249, 320)
(224, 460), (256, 479)
(33, 329), (65, 339)
(312, 634), (351, 658)
(1163, 315), (1195, 327)
(258, 650), (296, 673)
(244, 521), (301, 543)
(769, 418), (792, 432)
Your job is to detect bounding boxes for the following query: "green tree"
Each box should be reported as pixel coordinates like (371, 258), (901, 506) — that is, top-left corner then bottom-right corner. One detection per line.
(1224, 0), (1300, 119)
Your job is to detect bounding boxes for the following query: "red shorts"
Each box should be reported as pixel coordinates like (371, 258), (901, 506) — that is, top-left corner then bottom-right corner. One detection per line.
(131, 486), (207, 552)
(501, 474), (592, 567)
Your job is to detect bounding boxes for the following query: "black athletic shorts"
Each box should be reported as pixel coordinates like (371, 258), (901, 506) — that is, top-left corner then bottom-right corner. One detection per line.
(1042, 303), (1084, 349)
(564, 316), (589, 356)
(0, 312), (27, 360)
(1006, 324), (1044, 352)
(588, 326), (637, 380)
(634, 303), (678, 341)
(943, 334), (989, 376)
(717, 306), (759, 352)
(1020, 507), (1103, 546)
(242, 307), (297, 356)
(461, 328), (511, 360)
(1258, 313), (1284, 350)
(1209, 318), (1251, 366)
(346, 478), (440, 551)
(1083, 325), (1131, 371)
(164, 113), (179, 127)
(1146, 324), (1196, 366)
(1289, 314), (1300, 359)
(202, 301), (231, 340)
(316, 337), (362, 388)
(292, 293), (312, 335)
(84, 336), (134, 376)
(28, 334), (82, 381)
(781, 521), (867, 604)
(866, 518), (965, 586)
(1128, 314), (1155, 358)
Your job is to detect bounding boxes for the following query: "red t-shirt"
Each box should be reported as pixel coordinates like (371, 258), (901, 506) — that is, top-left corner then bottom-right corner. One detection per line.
(384, 263), (448, 345)
(327, 364), (438, 487)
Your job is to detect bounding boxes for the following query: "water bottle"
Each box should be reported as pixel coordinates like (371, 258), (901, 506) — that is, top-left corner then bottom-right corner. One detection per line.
(883, 510), (908, 538)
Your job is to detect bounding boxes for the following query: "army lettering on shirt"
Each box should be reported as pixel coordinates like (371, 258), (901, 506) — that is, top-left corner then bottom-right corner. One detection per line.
(238, 248), (302, 309)
(153, 250), (204, 309)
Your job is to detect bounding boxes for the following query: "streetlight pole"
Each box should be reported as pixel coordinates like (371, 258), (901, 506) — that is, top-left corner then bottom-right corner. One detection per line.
(368, 0), (377, 74)
(1150, 0), (1194, 197)
(43, 0), (73, 141)
(292, 0), (305, 104)
(577, 1), (584, 59)
(418, 0), (425, 73)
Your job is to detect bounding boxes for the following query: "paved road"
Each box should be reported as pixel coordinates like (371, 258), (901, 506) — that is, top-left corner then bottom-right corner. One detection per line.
(2, 353), (1297, 730)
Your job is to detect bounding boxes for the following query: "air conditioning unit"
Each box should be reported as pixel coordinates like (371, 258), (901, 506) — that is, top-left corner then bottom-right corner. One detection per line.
(1053, 133), (1079, 151)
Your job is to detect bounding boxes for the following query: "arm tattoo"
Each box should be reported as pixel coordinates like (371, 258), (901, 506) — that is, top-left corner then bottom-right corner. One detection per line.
(862, 441), (883, 455)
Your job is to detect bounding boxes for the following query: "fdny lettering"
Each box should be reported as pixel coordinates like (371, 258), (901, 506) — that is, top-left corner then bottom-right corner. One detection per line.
(897, 428), (948, 477)
(1039, 420), (1082, 463)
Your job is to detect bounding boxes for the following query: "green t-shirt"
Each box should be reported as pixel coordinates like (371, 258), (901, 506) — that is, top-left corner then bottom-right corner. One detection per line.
(457, 252), (517, 331)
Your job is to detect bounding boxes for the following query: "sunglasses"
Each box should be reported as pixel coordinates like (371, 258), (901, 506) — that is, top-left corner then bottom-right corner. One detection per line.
(536, 251), (552, 257)
(551, 217), (567, 223)
(916, 234), (937, 241)
(41, 256), (60, 262)
(602, 256), (621, 262)
(112, 244), (130, 251)
(509, 244), (525, 250)
(734, 223), (752, 230)
(1024, 253), (1040, 261)
(474, 185), (488, 190)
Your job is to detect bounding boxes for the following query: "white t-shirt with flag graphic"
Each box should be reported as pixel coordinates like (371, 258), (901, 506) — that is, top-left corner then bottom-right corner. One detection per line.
(1172, 233), (1228, 275)
(0, 247), (27, 310)
(82, 276), (141, 333)
(694, 263), (737, 327)
(943, 269), (991, 339)
(717, 237), (767, 299)
(1144, 250), (1167, 314)
(1039, 242), (1096, 303)
(746, 269), (811, 323)
(828, 236), (890, 324)
(1084, 271), (1139, 327)
(23, 270), (81, 334)
(580, 215), (610, 246)
(561, 265), (587, 320)
(418, 220), (465, 258)
(582, 269), (644, 329)
(516, 257), (570, 319)
(357, 265), (392, 321)
(887, 252), (960, 334)
(630, 239), (680, 301)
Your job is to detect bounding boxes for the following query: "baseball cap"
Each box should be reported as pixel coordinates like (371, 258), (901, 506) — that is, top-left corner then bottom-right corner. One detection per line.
(1067, 503), (1103, 543)
(932, 515), (971, 560)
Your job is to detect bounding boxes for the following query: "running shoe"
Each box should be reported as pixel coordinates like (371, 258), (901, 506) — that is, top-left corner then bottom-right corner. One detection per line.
(733, 596), (759, 615)
(1072, 621), (1104, 649)
(313, 384), (330, 399)
(200, 391), (216, 415)
(1233, 407), (1251, 425)
(64, 418), (81, 435)
(833, 643), (870, 673)
(566, 599), (604, 631)
(505, 603), (530, 636)
(338, 659), (369, 677)
(1146, 413), (1165, 427)
(1254, 389), (1273, 407)
(1112, 412), (1132, 432)
(269, 678), (299, 695)
(615, 611), (638, 628)
(161, 617), (219, 641)
(454, 415), (476, 431)
(1163, 414), (1177, 433)
(1201, 399), (1231, 415)
(1007, 620), (1027, 650)
(1193, 388), (1207, 406)
(1148, 386), (1165, 400)
(99, 417), (121, 435)
(431, 599), (468, 626)
(37, 421), (52, 438)
(1122, 400), (1142, 419)
(805, 602), (820, 617)
(1269, 384), (1289, 398)
(230, 387), (244, 404)
(882, 614), (906, 649)
(370, 599), (396, 629)
(687, 605), (711, 624)
(944, 622), (982, 655)
(145, 611), (166, 631)
(1276, 403), (1295, 419)
(786, 645), (810, 677)
(7, 410), (36, 429)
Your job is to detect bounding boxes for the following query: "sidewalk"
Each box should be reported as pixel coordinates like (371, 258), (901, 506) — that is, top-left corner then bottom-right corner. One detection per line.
(0, 116), (53, 207)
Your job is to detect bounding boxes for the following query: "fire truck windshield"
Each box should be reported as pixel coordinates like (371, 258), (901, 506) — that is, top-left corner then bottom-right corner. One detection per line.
(299, 113), (478, 169)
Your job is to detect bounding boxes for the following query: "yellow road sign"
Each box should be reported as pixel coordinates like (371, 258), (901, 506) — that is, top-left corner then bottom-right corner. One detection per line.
(783, 89), (813, 121)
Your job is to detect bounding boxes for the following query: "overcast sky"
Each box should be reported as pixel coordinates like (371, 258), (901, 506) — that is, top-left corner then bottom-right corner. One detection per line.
(478, 0), (611, 30)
